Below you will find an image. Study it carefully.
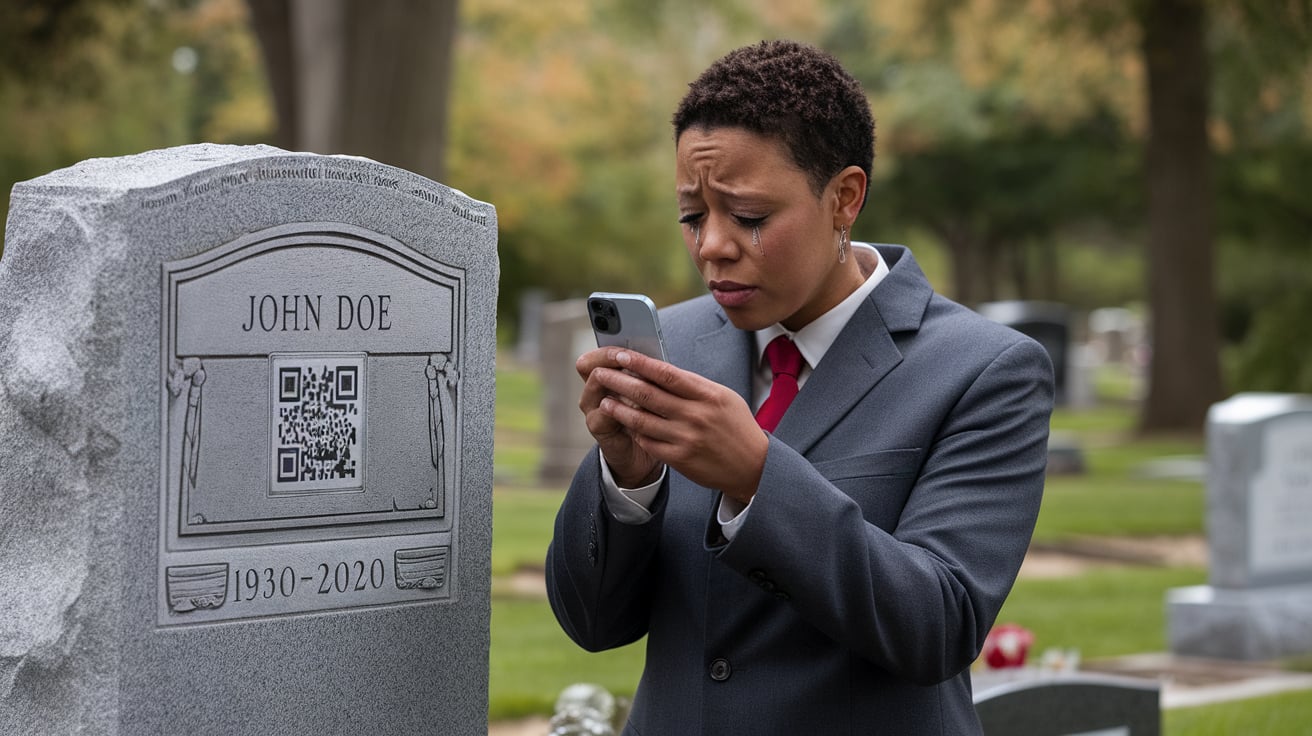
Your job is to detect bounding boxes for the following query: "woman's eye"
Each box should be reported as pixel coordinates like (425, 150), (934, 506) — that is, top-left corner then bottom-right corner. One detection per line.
(734, 214), (766, 227)
(678, 212), (704, 225)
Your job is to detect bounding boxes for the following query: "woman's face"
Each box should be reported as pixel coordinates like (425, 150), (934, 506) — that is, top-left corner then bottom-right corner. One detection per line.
(675, 126), (863, 332)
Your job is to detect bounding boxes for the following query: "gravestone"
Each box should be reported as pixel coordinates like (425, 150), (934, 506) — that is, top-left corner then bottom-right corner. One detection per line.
(1168, 392), (1312, 660)
(537, 298), (597, 485)
(978, 300), (1084, 474)
(0, 144), (498, 734)
(1065, 343), (1097, 409)
(515, 288), (547, 366)
(974, 673), (1161, 736)
(1087, 307), (1141, 366)
(976, 300), (1071, 405)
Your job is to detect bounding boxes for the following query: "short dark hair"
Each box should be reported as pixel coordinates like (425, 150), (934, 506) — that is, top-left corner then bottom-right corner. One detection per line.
(672, 39), (875, 207)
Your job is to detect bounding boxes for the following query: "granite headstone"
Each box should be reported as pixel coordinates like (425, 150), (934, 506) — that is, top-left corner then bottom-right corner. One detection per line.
(978, 300), (1083, 473)
(1168, 392), (1312, 660)
(976, 300), (1071, 405)
(0, 144), (498, 733)
(974, 674), (1160, 736)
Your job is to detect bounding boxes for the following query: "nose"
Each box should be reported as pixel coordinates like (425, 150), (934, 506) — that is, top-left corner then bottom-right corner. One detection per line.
(694, 215), (741, 263)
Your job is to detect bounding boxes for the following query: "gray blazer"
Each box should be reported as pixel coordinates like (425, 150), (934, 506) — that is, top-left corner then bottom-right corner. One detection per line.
(546, 245), (1054, 735)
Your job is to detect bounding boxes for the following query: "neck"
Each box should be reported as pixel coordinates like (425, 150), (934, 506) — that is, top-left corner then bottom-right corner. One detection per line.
(855, 247), (878, 280)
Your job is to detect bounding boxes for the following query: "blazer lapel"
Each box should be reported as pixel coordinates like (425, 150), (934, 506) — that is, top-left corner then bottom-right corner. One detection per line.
(688, 310), (755, 406)
(682, 308), (755, 528)
(773, 245), (934, 456)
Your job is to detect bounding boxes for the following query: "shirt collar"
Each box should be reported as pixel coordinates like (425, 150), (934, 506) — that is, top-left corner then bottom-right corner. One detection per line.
(754, 242), (890, 370)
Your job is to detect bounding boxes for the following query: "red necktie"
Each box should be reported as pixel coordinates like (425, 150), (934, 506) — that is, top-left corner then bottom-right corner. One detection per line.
(755, 336), (803, 432)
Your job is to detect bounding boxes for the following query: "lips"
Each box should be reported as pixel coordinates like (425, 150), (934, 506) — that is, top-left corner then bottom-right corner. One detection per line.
(708, 279), (757, 308)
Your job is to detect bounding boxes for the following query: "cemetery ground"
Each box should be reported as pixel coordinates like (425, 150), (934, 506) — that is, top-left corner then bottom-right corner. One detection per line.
(486, 357), (1312, 735)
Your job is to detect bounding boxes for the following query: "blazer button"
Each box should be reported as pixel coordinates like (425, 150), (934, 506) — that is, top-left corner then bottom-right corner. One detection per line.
(709, 658), (732, 682)
(748, 569), (767, 583)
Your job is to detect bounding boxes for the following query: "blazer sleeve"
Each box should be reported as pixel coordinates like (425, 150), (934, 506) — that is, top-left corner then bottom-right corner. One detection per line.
(713, 337), (1054, 685)
(545, 448), (666, 652)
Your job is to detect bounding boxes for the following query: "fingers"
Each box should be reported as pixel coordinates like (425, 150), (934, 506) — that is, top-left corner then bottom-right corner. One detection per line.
(575, 348), (664, 485)
(577, 347), (696, 394)
(610, 350), (686, 394)
(600, 384), (766, 501)
(592, 367), (688, 428)
(577, 349), (664, 439)
(595, 370), (728, 451)
(598, 393), (670, 442)
(575, 347), (768, 498)
(575, 347), (612, 382)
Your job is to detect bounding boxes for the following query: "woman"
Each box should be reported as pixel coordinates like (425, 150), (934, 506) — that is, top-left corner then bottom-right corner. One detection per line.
(547, 39), (1053, 735)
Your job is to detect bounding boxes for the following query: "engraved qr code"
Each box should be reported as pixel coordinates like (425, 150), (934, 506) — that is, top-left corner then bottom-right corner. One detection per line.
(270, 354), (365, 493)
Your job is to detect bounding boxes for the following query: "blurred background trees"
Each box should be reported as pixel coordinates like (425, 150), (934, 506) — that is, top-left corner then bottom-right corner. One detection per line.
(245, 0), (458, 182)
(1, 0), (1309, 432)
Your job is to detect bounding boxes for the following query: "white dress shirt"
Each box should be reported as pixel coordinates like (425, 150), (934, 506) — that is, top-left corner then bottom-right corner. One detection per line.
(601, 243), (890, 539)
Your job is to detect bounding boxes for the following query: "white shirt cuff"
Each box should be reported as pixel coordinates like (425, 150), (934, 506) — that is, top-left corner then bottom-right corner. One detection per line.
(598, 448), (665, 524)
(716, 495), (752, 541)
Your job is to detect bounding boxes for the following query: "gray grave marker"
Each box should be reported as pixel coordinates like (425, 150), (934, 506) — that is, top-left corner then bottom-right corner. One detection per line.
(974, 674), (1161, 736)
(977, 300), (1071, 405)
(537, 298), (597, 485)
(978, 300), (1084, 473)
(0, 144), (498, 734)
(1168, 392), (1312, 660)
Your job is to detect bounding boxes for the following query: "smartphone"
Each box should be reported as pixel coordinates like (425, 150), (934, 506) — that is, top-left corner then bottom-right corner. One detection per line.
(587, 292), (668, 361)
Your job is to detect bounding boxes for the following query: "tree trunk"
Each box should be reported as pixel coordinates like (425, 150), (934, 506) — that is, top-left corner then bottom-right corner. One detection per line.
(1138, 0), (1223, 433)
(246, 0), (459, 182)
(938, 221), (984, 306)
(245, 0), (298, 151)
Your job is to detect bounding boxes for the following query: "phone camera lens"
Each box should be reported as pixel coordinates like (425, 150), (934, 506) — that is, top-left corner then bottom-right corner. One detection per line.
(593, 315), (611, 333)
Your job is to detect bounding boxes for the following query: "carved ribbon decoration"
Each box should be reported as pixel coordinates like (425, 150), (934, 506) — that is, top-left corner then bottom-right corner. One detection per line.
(425, 352), (459, 497)
(168, 357), (206, 507)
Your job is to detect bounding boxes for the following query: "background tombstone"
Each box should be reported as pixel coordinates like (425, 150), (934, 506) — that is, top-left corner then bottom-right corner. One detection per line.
(1087, 307), (1142, 367)
(977, 300), (1084, 474)
(1168, 392), (1312, 660)
(515, 288), (548, 366)
(973, 673), (1161, 736)
(0, 144), (498, 734)
(536, 298), (597, 485)
(976, 300), (1071, 405)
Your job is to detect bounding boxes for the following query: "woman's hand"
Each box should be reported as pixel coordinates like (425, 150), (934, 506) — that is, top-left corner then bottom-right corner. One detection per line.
(577, 348), (768, 503)
(577, 347), (664, 487)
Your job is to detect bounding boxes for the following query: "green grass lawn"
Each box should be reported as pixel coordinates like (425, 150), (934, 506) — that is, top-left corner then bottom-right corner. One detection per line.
(492, 487), (563, 577)
(491, 598), (645, 720)
(1034, 475), (1204, 542)
(1165, 690), (1312, 735)
(997, 567), (1207, 659)
(488, 359), (1312, 732)
(494, 357), (546, 487)
(1037, 404), (1205, 543)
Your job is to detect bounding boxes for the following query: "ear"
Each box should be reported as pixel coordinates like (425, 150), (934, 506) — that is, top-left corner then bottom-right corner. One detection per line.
(830, 165), (867, 228)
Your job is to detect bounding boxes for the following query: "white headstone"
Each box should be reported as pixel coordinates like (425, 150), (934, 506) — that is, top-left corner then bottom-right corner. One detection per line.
(1169, 392), (1312, 660)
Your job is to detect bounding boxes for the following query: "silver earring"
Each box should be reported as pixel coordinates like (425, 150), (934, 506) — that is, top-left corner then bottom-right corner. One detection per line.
(838, 225), (849, 263)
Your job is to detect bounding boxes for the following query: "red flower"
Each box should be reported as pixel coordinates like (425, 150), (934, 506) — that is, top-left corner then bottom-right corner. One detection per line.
(982, 623), (1034, 669)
